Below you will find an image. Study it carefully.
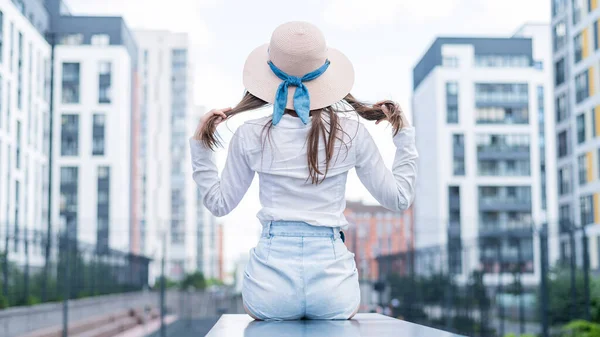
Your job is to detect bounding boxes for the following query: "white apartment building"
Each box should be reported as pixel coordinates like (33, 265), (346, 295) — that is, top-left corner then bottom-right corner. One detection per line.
(192, 105), (220, 280)
(135, 30), (203, 281)
(0, 0), (51, 267)
(412, 24), (558, 284)
(48, 1), (139, 253)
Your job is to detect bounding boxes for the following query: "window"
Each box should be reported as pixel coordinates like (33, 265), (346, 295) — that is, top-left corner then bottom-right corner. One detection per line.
(580, 195), (595, 225)
(97, 166), (110, 252)
(60, 33), (83, 45)
(555, 58), (566, 86)
(559, 165), (572, 195)
(91, 34), (110, 46)
(92, 114), (105, 156)
(44, 57), (50, 102)
(446, 82), (459, 124)
(98, 62), (111, 104)
(476, 107), (529, 124)
(558, 130), (569, 157)
(596, 21), (600, 50)
(574, 32), (584, 63)
(578, 154), (589, 185)
(9, 22), (13, 72)
(0, 11), (3, 64)
(553, 0), (567, 16)
(14, 180), (19, 251)
(538, 86), (547, 210)
(554, 21), (567, 51)
(61, 114), (79, 156)
(60, 167), (78, 237)
(442, 56), (459, 67)
(453, 134), (465, 175)
(62, 63), (80, 103)
(474, 83), (528, 104)
(576, 69), (589, 103)
(474, 55), (530, 67)
(556, 93), (569, 122)
(577, 113), (586, 143)
(15, 121), (21, 169)
(27, 42), (32, 145)
(573, 0), (587, 24)
(560, 204), (572, 230)
(16, 31), (21, 110)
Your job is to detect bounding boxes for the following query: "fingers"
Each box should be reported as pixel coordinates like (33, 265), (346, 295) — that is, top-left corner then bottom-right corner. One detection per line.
(206, 107), (231, 124)
(380, 104), (390, 115)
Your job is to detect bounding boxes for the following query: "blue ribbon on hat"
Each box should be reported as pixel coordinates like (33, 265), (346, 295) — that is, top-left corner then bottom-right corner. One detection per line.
(268, 59), (330, 125)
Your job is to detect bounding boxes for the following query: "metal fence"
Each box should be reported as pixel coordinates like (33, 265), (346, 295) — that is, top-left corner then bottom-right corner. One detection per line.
(0, 224), (151, 310)
(376, 224), (596, 337)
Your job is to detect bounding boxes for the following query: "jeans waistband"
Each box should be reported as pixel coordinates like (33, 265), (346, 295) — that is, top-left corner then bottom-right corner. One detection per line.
(262, 221), (341, 239)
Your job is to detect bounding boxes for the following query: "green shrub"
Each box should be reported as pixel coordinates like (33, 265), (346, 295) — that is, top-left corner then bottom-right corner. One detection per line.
(180, 272), (206, 290)
(542, 267), (600, 325)
(26, 295), (41, 306)
(561, 320), (600, 337)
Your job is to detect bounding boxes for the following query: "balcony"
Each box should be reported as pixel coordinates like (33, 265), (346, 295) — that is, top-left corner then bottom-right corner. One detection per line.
(478, 222), (533, 238)
(479, 247), (534, 263)
(477, 145), (530, 160)
(478, 197), (532, 212)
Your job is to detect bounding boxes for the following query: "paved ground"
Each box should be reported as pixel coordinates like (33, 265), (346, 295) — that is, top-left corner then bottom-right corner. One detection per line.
(145, 318), (221, 337)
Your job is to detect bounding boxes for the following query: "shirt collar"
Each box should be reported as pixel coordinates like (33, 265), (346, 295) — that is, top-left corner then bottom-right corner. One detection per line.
(274, 112), (331, 129)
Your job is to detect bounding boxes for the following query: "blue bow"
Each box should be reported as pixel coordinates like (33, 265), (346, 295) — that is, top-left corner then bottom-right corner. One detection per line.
(268, 59), (330, 125)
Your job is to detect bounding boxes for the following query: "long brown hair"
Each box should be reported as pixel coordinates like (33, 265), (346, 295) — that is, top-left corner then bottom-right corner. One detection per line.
(195, 92), (405, 184)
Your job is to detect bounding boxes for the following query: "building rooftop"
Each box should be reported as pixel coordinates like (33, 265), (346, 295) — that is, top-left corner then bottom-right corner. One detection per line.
(412, 37), (533, 90)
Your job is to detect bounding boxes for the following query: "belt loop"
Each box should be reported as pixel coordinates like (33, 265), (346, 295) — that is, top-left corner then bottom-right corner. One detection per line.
(267, 221), (273, 238)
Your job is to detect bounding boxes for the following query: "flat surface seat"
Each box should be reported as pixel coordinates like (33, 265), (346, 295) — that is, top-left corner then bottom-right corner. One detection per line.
(205, 314), (464, 337)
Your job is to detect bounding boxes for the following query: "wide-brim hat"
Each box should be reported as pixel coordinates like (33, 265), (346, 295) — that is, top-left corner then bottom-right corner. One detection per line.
(243, 21), (355, 111)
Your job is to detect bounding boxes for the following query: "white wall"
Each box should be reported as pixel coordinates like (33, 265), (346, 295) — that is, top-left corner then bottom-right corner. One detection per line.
(134, 30), (199, 281)
(51, 46), (133, 251)
(413, 32), (557, 284)
(0, 1), (51, 267)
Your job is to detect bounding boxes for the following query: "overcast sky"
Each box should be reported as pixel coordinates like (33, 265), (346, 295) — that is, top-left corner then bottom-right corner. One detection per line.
(66, 0), (551, 278)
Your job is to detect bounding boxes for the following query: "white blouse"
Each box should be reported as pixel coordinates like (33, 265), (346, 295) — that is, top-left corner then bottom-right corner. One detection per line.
(189, 113), (418, 228)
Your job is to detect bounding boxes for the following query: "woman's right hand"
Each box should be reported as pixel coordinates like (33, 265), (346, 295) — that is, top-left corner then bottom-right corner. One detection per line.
(193, 107), (232, 140)
(374, 101), (410, 127)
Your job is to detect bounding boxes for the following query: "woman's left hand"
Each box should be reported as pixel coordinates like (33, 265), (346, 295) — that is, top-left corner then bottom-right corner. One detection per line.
(193, 107), (232, 140)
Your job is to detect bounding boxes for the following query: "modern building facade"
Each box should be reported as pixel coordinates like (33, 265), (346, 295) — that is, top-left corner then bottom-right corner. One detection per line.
(552, 0), (600, 266)
(135, 31), (208, 281)
(193, 105), (220, 280)
(0, 0), (52, 267)
(46, 0), (139, 253)
(412, 24), (558, 283)
(343, 201), (414, 281)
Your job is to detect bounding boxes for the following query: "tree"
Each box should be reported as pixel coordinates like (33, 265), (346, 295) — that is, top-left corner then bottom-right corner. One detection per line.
(180, 272), (206, 290)
(542, 267), (600, 325)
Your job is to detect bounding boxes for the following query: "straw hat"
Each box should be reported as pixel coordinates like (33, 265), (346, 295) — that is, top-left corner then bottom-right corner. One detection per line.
(243, 21), (355, 111)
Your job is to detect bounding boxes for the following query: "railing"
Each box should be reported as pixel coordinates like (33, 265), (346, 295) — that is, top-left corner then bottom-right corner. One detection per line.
(376, 224), (594, 337)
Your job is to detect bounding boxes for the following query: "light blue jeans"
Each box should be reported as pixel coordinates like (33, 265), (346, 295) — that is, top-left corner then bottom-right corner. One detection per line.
(242, 221), (360, 320)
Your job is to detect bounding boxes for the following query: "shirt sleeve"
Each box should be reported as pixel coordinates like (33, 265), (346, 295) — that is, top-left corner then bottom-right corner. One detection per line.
(355, 124), (418, 211)
(189, 126), (255, 217)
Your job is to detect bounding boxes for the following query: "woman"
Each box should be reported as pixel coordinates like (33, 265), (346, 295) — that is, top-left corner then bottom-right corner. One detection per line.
(190, 21), (417, 320)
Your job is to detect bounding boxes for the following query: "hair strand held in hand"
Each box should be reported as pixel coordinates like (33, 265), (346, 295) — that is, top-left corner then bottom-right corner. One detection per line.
(196, 92), (405, 184)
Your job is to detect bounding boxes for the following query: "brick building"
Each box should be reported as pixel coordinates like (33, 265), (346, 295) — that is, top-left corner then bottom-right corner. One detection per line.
(344, 201), (414, 281)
